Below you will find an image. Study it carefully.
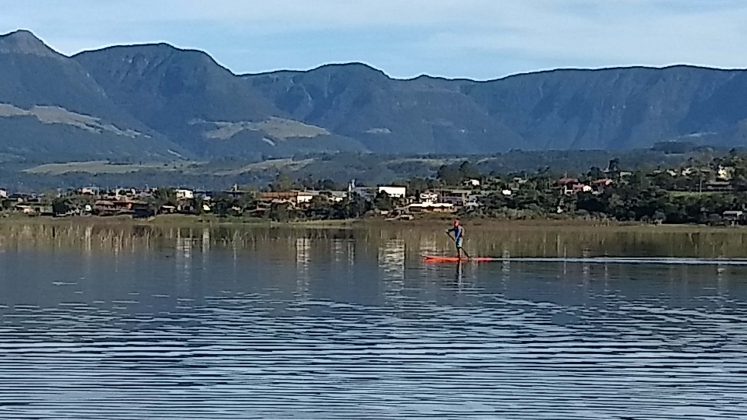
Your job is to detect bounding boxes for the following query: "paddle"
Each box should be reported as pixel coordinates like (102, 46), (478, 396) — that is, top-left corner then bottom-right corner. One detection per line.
(445, 231), (471, 259)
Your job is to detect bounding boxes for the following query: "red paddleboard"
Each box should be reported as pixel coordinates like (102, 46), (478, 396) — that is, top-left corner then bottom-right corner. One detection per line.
(424, 256), (499, 263)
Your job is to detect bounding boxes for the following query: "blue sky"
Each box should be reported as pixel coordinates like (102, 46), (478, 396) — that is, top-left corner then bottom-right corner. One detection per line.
(2, 0), (746, 80)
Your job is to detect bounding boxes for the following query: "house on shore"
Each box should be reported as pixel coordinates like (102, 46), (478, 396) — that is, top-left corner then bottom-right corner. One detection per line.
(79, 187), (99, 196)
(327, 191), (348, 203)
(14, 203), (53, 216)
(438, 189), (472, 207)
(377, 186), (407, 199)
(257, 191), (315, 207)
(175, 189), (195, 200)
(94, 199), (151, 217)
(706, 181), (733, 192)
(557, 178), (592, 195)
(407, 202), (456, 214)
(591, 179), (614, 194)
(723, 210), (746, 226)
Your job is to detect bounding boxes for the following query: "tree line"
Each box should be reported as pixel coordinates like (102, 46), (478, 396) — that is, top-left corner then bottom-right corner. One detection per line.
(6, 151), (747, 225)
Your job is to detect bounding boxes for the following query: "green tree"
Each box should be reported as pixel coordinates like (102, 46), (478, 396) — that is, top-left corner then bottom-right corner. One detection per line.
(307, 196), (333, 219)
(608, 158), (621, 178)
(480, 192), (511, 217)
(459, 161), (481, 180)
(270, 172), (296, 192)
(407, 177), (432, 196)
(52, 198), (72, 216)
(576, 192), (607, 214)
(238, 192), (258, 213)
(212, 194), (238, 217)
(587, 166), (605, 180)
(437, 164), (462, 186)
(150, 188), (176, 214)
(373, 191), (394, 211)
(268, 202), (292, 222)
(316, 178), (338, 191)
(337, 193), (371, 219)
(193, 196), (205, 215)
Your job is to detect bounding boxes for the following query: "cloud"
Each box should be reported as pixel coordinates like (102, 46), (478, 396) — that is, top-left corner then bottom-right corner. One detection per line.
(1, 0), (746, 79)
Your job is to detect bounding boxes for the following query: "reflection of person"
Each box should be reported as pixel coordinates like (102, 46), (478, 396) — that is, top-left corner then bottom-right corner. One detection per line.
(446, 219), (465, 259)
(454, 258), (463, 282)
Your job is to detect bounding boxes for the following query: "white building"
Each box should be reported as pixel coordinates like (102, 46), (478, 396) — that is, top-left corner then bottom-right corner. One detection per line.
(175, 189), (195, 200)
(408, 202), (455, 213)
(439, 189), (471, 206)
(297, 191), (315, 204)
(419, 191), (439, 203)
(718, 166), (735, 181)
(115, 188), (137, 199)
(328, 191), (348, 203)
(378, 186), (407, 199)
(0, 189), (7, 199)
(79, 187), (99, 195)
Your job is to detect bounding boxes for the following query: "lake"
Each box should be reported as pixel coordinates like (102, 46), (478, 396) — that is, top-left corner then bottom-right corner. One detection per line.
(1, 222), (747, 419)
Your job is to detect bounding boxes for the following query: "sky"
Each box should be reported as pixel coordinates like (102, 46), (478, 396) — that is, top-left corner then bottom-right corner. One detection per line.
(2, 0), (746, 80)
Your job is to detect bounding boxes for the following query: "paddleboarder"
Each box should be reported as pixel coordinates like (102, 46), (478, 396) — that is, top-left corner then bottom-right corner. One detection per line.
(446, 219), (466, 259)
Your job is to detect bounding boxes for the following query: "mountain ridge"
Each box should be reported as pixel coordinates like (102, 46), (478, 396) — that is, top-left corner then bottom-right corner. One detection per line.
(1, 30), (747, 162)
(0, 29), (62, 58)
(0, 30), (190, 162)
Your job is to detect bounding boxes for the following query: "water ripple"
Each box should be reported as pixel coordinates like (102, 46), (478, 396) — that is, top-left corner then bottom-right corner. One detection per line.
(1, 251), (747, 418)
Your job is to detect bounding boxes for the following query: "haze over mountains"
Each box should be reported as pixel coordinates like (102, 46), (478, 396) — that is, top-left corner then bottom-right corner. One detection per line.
(1, 29), (746, 163)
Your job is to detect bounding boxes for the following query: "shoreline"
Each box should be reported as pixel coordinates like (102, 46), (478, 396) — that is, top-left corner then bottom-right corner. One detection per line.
(1, 213), (745, 233)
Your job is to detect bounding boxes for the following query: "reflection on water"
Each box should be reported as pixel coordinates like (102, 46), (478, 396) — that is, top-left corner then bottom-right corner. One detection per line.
(379, 238), (406, 308)
(379, 238), (405, 279)
(1, 222), (747, 418)
(296, 237), (311, 301)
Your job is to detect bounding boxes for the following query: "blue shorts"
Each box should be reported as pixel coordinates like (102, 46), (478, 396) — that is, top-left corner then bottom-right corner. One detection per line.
(455, 237), (463, 248)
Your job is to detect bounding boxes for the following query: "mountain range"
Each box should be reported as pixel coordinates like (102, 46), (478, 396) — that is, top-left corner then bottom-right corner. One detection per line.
(1, 29), (746, 163)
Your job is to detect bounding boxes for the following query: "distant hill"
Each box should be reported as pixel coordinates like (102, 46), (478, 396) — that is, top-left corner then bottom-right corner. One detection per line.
(73, 44), (367, 159)
(1, 30), (746, 163)
(461, 66), (747, 150)
(247, 64), (747, 153)
(0, 30), (186, 162)
(245, 64), (525, 154)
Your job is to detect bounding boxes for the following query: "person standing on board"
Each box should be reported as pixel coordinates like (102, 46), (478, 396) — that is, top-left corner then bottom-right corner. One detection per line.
(446, 219), (465, 259)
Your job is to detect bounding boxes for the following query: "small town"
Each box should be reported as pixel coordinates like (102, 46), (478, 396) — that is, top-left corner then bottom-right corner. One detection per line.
(3, 155), (747, 225)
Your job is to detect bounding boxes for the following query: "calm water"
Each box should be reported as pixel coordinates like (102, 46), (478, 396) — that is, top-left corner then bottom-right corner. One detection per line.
(1, 223), (747, 419)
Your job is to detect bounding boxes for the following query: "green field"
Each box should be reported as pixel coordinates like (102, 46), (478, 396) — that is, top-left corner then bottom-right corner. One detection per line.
(23, 161), (186, 175)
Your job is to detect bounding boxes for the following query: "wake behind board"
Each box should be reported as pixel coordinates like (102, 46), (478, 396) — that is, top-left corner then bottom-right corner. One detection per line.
(424, 256), (499, 263)
(423, 256), (747, 266)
